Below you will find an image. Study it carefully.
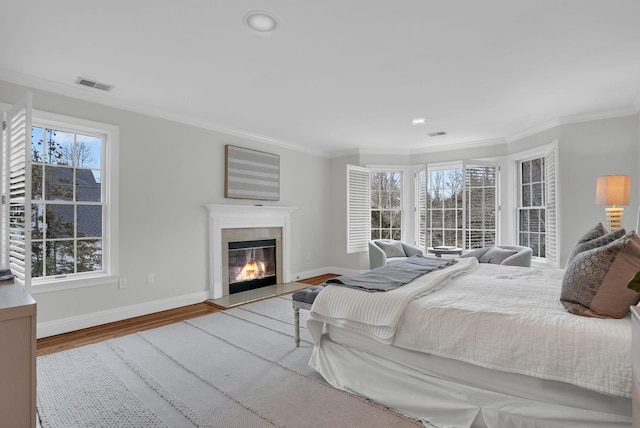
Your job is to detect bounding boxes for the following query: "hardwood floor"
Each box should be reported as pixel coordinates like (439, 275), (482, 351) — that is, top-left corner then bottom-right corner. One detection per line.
(36, 274), (337, 357)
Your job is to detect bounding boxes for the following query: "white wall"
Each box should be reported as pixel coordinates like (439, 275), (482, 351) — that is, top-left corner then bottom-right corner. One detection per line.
(0, 80), (332, 336)
(325, 116), (639, 272)
(510, 116), (639, 267)
(2, 78), (638, 335)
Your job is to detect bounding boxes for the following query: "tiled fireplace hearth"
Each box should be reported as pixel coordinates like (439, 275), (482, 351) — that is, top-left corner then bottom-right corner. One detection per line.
(205, 204), (297, 300)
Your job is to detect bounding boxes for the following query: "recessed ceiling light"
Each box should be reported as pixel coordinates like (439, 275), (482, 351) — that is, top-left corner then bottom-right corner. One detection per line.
(245, 11), (279, 33)
(412, 118), (427, 125)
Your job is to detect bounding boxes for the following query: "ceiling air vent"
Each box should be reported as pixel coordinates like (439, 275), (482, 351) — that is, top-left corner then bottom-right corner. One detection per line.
(427, 131), (447, 137)
(75, 77), (114, 92)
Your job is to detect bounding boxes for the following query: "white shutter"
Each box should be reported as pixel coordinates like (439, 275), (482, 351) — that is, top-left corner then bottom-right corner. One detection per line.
(544, 141), (559, 268)
(416, 167), (427, 250)
(1, 112), (7, 268)
(5, 93), (32, 288)
(347, 164), (371, 253)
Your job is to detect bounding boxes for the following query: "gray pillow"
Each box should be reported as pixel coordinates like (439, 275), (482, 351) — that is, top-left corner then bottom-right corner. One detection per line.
(561, 232), (640, 318)
(577, 223), (608, 244)
(566, 228), (626, 263)
(376, 241), (406, 258)
(478, 247), (517, 264)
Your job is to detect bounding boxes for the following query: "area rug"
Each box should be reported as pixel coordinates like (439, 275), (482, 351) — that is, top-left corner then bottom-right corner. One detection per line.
(37, 294), (422, 427)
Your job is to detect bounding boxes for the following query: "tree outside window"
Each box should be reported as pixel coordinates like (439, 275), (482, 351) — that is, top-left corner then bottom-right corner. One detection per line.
(370, 171), (402, 240)
(424, 164), (496, 249)
(427, 168), (463, 248)
(30, 126), (104, 278)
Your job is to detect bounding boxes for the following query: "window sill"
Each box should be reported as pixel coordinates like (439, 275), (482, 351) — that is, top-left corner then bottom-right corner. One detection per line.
(29, 274), (118, 294)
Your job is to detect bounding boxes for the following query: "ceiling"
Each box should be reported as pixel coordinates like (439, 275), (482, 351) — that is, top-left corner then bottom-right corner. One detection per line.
(2, 1), (640, 157)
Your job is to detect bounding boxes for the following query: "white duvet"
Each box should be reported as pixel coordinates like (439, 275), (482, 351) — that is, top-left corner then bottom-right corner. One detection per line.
(308, 260), (632, 398)
(308, 257), (479, 344)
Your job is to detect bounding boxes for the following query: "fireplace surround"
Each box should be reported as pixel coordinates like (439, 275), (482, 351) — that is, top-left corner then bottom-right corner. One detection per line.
(205, 204), (297, 300)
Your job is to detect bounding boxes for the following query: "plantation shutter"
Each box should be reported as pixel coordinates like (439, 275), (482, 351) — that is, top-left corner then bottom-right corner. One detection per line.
(416, 167), (427, 250)
(1, 112), (7, 268)
(347, 164), (371, 253)
(544, 142), (559, 268)
(4, 93), (32, 288)
(464, 162), (497, 249)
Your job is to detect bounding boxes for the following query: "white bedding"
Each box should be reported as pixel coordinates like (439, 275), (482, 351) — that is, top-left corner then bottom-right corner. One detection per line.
(308, 261), (632, 398)
(308, 257), (479, 344)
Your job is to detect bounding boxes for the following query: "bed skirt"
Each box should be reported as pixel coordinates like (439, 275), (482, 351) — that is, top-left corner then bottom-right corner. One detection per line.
(309, 332), (632, 428)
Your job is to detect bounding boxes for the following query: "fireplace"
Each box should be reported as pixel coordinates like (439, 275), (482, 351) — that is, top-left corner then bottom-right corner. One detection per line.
(228, 239), (277, 294)
(206, 204), (297, 300)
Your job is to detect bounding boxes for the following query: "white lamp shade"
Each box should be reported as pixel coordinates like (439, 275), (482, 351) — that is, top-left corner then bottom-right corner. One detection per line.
(595, 175), (631, 206)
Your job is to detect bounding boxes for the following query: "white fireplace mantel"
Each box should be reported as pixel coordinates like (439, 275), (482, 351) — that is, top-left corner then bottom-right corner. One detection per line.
(205, 204), (297, 299)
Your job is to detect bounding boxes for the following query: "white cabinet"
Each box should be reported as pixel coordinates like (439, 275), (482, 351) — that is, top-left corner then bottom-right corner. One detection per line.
(0, 281), (36, 428)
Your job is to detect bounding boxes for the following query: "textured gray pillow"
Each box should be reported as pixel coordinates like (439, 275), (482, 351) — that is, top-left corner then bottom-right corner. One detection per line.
(478, 247), (517, 264)
(376, 241), (406, 258)
(577, 223), (608, 244)
(561, 232), (640, 318)
(566, 228), (626, 264)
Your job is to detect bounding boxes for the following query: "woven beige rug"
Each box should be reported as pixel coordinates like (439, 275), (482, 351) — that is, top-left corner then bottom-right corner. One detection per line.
(37, 295), (422, 427)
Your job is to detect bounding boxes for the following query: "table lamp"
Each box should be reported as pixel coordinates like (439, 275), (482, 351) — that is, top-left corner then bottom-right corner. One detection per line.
(595, 175), (631, 231)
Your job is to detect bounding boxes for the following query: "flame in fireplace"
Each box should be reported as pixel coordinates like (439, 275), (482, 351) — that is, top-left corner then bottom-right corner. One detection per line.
(236, 260), (267, 281)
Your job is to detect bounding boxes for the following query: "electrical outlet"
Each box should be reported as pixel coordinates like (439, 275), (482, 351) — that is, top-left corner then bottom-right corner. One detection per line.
(147, 274), (155, 285)
(118, 278), (127, 289)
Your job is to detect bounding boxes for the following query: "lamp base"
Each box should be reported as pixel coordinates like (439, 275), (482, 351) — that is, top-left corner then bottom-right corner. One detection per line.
(605, 207), (624, 231)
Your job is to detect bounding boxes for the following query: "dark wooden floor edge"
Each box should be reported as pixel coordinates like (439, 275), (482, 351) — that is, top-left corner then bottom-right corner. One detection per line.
(36, 274), (338, 356)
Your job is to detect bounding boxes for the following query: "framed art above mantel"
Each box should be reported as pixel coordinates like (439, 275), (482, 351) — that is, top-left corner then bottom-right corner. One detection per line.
(225, 145), (280, 201)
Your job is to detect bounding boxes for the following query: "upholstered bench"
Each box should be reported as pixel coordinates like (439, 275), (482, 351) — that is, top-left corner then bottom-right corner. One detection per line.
(292, 284), (326, 347)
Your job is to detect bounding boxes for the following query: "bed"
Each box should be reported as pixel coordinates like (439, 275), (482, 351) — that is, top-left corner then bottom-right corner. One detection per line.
(307, 229), (640, 427)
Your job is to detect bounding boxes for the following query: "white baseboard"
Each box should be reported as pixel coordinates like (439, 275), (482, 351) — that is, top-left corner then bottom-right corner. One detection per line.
(37, 291), (209, 339)
(38, 267), (367, 339)
(292, 266), (362, 281)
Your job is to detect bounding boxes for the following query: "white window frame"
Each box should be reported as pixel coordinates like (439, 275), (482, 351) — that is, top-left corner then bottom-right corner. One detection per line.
(346, 164), (413, 253)
(368, 166), (411, 243)
(2, 107), (120, 293)
(422, 160), (498, 250)
(507, 141), (559, 268)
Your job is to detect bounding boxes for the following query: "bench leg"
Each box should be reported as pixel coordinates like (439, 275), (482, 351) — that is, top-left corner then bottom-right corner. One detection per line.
(293, 304), (300, 347)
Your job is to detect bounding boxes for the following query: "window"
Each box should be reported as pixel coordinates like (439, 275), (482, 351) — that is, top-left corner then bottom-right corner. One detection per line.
(518, 157), (545, 257)
(30, 125), (104, 279)
(2, 95), (119, 291)
(347, 165), (407, 253)
(370, 171), (402, 240)
(516, 142), (558, 267)
(423, 162), (497, 250)
(465, 164), (497, 248)
(426, 167), (463, 248)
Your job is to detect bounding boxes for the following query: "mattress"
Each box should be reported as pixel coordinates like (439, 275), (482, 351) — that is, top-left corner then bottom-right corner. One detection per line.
(309, 261), (632, 398)
(329, 325), (631, 417)
(392, 263), (632, 398)
(310, 328), (632, 428)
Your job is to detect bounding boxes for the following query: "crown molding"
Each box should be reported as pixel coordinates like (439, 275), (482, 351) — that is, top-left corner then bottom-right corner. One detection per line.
(409, 137), (507, 155)
(506, 107), (638, 143)
(2, 69), (638, 160)
(0, 69), (332, 159)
